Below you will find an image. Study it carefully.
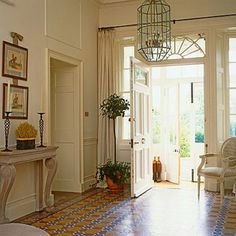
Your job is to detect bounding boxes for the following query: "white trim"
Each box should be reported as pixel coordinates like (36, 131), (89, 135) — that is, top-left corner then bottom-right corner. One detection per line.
(83, 138), (98, 145)
(225, 33), (236, 137)
(0, 0), (14, 6)
(81, 175), (97, 192)
(83, 138), (97, 191)
(225, 34), (231, 138)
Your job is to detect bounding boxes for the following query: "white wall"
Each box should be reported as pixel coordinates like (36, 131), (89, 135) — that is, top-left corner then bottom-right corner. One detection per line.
(45, 0), (99, 191)
(0, 0), (45, 221)
(99, 0), (236, 27)
(0, 0), (99, 220)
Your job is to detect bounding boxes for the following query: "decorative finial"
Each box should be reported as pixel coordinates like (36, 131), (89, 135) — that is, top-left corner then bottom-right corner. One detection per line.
(10, 32), (23, 45)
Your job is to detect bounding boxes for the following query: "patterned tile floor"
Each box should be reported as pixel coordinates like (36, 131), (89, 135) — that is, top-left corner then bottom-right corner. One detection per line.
(16, 183), (236, 236)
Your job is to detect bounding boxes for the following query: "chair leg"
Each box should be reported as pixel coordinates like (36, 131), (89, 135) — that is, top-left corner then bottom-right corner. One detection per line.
(220, 181), (224, 203)
(198, 175), (200, 200)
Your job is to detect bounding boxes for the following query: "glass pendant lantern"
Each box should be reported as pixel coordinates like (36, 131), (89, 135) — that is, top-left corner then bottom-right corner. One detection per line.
(137, 0), (171, 62)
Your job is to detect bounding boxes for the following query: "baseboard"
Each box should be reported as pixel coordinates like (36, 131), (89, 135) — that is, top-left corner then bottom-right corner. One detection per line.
(82, 175), (97, 192)
(6, 194), (36, 221)
(52, 179), (82, 192)
(204, 179), (235, 192)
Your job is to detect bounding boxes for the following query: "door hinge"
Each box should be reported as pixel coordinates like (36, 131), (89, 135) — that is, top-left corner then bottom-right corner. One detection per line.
(130, 139), (133, 148)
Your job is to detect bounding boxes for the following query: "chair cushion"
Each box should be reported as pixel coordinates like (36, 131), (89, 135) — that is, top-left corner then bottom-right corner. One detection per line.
(0, 223), (50, 236)
(199, 167), (236, 177)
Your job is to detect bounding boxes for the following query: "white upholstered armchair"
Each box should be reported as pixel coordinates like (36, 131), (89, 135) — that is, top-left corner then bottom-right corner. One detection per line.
(197, 137), (236, 202)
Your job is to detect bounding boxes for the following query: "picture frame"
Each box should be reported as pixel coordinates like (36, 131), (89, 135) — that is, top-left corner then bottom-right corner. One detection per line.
(2, 41), (28, 80)
(2, 83), (29, 119)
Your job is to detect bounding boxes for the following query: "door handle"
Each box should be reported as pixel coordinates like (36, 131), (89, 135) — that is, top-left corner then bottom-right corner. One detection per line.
(129, 141), (139, 144)
(128, 118), (136, 122)
(141, 138), (145, 144)
(174, 149), (179, 153)
(129, 140), (139, 148)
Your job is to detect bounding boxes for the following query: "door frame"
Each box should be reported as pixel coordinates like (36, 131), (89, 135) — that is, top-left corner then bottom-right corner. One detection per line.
(46, 49), (84, 191)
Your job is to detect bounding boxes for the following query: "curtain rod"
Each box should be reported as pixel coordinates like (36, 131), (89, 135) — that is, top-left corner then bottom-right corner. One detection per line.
(98, 13), (236, 30)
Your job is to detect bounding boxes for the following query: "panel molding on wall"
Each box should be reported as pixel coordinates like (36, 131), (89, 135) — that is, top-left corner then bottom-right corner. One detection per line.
(45, 0), (82, 49)
(6, 194), (36, 221)
(82, 138), (97, 191)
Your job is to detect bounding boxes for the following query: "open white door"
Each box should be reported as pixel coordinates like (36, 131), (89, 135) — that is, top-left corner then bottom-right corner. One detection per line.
(164, 85), (180, 184)
(130, 57), (152, 198)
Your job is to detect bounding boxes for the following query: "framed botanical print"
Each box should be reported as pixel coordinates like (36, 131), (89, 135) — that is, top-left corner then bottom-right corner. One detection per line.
(2, 83), (29, 119)
(2, 41), (28, 80)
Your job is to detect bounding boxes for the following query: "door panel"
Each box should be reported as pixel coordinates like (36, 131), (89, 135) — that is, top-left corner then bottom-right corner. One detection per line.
(51, 67), (80, 192)
(165, 85), (180, 184)
(131, 58), (152, 198)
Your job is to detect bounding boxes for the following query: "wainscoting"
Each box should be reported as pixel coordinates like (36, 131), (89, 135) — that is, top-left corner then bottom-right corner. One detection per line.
(83, 138), (97, 191)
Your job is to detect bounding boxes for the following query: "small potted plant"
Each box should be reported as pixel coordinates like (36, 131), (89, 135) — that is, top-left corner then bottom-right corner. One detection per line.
(97, 160), (131, 193)
(15, 122), (38, 150)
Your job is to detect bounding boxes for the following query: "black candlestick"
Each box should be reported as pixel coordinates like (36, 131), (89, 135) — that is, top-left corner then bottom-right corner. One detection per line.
(38, 112), (46, 147)
(2, 112), (12, 152)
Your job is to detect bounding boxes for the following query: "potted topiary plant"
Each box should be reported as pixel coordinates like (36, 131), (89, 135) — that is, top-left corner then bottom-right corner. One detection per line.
(15, 122), (38, 150)
(99, 93), (130, 192)
(97, 160), (130, 193)
(100, 93), (130, 163)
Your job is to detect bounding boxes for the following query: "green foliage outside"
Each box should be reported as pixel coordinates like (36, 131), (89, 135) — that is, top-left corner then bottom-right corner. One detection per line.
(195, 131), (204, 143)
(179, 134), (190, 157)
(152, 82), (205, 157)
(152, 108), (161, 143)
(179, 112), (190, 158)
(230, 121), (236, 136)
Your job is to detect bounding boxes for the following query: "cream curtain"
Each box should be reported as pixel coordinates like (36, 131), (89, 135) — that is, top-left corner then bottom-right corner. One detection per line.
(97, 29), (118, 165)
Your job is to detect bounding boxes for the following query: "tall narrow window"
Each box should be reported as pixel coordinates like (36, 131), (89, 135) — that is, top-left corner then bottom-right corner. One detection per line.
(228, 37), (236, 136)
(120, 44), (134, 140)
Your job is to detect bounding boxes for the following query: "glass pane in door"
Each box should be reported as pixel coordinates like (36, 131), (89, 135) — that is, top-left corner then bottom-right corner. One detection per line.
(179, 83), (191, 158)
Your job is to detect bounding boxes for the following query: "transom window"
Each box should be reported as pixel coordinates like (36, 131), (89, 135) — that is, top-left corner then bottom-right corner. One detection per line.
(166, 34), (205, 60)
(120, 43), (134, 140)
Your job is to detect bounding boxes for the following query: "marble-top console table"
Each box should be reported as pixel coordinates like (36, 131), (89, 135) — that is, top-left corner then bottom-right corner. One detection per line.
(0, 146), (58, 224)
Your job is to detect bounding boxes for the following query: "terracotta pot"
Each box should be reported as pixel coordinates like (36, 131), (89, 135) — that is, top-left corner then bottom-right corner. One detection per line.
(106, 177), (124, 193)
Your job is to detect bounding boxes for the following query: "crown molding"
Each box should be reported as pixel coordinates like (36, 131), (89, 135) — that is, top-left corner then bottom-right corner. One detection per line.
(95, 0), (139, 6)
(0, 0), (14, 6)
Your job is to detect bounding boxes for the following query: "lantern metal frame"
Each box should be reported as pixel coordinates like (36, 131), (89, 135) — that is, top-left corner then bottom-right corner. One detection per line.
(137, 0), (171, 62)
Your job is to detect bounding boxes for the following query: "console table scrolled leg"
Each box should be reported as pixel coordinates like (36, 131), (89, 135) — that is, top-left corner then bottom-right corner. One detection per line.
(44, 157), (57, 207)
(0, 165), (16, 223)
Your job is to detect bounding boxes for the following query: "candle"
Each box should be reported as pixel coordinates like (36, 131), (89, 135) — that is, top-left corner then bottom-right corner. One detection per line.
(40, 85), (43, 112)
(7, 81), (11, 112)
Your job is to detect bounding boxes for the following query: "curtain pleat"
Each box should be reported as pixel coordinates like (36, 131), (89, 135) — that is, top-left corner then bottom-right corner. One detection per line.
(97, 29), (118, 165)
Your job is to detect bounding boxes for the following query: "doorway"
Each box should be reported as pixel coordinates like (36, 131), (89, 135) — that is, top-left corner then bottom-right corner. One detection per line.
(48, 53), (83, 193)
(152, 64), (205, 184)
